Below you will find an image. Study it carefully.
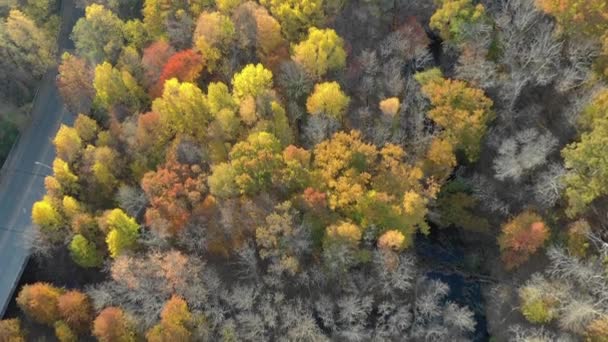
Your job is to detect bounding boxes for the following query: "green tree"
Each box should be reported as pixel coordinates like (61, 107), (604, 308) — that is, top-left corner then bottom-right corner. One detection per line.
(270, 101), (293, 146)
(306, 81), (350, 119)
(518, 275), (562, 324)
(216, 0), (243, 13)
(123, 19), (150, 50)
(23, 0), (60, 35)
(151, 78), (211, 143)
(208, 163), (238, 198)
(231, 63), (273, 101)
(71, 4), (125, 63)
(292, 27), (346, 79)
(69, 234), (103, 267)
(104, 208), (139, 258)
(562, 90), (608, 217)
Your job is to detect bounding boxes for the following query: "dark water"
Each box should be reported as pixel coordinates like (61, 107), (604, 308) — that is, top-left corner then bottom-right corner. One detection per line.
(416, 230), (490, 342)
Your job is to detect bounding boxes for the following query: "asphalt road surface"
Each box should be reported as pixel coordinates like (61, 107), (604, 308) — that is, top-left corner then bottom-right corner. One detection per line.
(0, 0), (79, 316)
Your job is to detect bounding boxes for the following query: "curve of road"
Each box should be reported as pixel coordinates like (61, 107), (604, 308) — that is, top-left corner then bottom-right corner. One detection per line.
(0, 0), (79, 316)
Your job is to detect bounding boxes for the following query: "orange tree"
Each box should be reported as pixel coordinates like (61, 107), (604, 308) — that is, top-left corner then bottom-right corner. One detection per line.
(498, 211), (550, 270)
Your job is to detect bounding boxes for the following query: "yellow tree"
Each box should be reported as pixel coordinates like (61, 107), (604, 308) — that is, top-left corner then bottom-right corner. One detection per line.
(313, 131), (433, 247)
(378, 230), (406, 251)
(292, 27), (346, 79)
(151, 78), (211, 143)
(379, 97), (400, 117)
(306, 81), (350, 119)
(32, 196), (63, 231)
(231, 63), (273, 101)
(52, 158), (80, 194)
(53, 125), (82, 163)
(259, 0), (325, 41)
(430, 0), (486, 42)
(104, 208), (139, 258)
(424, 137), (457, 181)
(416, 68), (494, 162)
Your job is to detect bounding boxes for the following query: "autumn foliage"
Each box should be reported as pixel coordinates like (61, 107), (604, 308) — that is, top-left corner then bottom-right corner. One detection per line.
(141, 155), (207, 236)
(151, 49), (204, 98)
(57, 290), (93, 333)
(0, 319), (26, 341)
(142, 40), (175, 88)
(56, 53), (95, 114)
(16, 283), (63, 325)
(498, 211), (550, 270)
(92, 307), (136, 342)
(146, 296), (194, 341)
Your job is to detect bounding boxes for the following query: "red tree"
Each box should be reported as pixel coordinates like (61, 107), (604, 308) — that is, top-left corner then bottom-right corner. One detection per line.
(142, 40), (175, 89)
(151, 50), (205, 98)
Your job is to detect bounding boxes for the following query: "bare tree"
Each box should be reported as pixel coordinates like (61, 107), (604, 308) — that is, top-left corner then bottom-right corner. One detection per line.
(493, 128), (558, 182)
(494, 0), (562, 109)
(533, 163), (566, 209)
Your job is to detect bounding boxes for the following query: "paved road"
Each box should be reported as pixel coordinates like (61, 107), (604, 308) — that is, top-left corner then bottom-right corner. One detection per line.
(0, 0), (79, 316)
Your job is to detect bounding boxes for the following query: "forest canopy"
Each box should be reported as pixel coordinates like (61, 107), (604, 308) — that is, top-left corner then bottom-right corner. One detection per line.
(2, 0), (608, 341)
